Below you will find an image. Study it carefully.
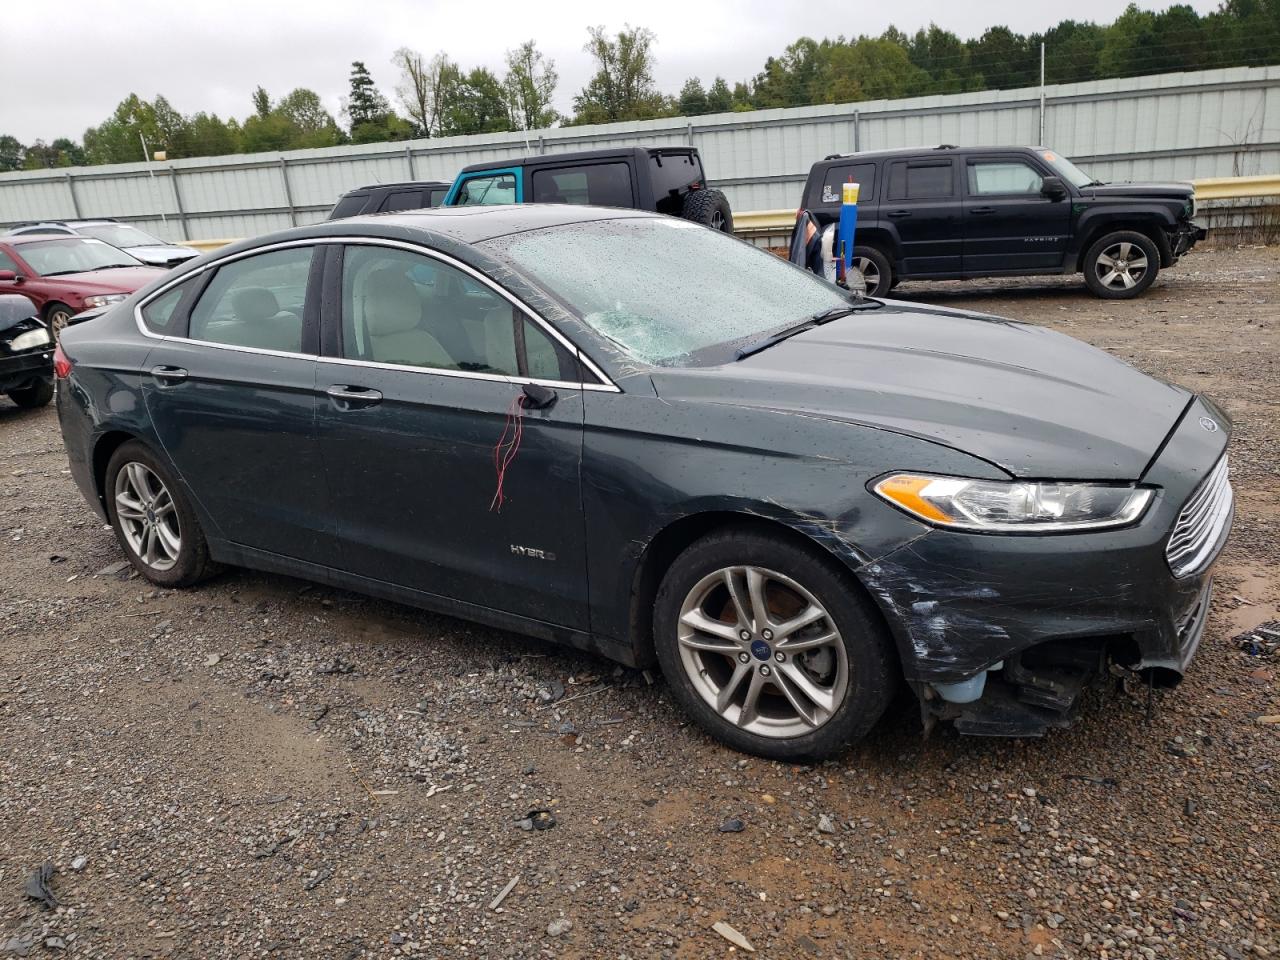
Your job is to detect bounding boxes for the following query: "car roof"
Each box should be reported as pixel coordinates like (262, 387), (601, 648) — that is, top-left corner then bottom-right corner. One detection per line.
(342, 180), (451, 194)
(457, 145), (697, 175)
(10, 220), (118, 228)
(2, 233), (108, 246)
(818, 145), (1044, 163)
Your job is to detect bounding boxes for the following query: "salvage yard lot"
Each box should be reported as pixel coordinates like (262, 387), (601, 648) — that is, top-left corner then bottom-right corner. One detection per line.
(1, 245), (1276, 959)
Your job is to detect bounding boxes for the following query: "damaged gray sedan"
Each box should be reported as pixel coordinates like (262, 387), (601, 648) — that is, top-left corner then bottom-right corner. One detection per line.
(55, 206), (1233, 760)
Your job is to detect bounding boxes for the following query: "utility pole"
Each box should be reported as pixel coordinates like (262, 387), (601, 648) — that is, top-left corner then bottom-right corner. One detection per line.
(1039, 42), (1046, 146)
(140, 132), (168, 228)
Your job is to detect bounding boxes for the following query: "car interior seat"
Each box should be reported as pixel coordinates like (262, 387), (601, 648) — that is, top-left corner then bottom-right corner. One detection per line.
(364, 268), (452, 368)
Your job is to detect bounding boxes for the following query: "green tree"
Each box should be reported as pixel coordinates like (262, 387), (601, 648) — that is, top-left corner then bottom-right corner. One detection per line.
(678, 77), (709, 115)
(443, 68), (513, 135)
(0, 135), (24, 171)
(967, 26), (1038, 90)
(346, 61), (391, 132)
(185, 113), (241, 156)
(573, 25), (668, 123)
(251, 86), (272, 119)
(706, 77), (733, 113)
(23, 138), (85, 169)
(504, 40), (559, 130)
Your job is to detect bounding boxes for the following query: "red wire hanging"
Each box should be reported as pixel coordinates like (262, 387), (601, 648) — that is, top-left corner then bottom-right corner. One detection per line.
(489, 393), (526, 512)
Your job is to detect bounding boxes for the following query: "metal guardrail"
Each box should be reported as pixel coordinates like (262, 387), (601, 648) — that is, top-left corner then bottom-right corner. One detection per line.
(180, 175), (1279, 252)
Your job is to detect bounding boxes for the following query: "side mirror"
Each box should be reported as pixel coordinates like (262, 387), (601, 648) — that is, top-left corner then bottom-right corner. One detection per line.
(0, 270), (18, 283)
(1041, 176), (1067, 200)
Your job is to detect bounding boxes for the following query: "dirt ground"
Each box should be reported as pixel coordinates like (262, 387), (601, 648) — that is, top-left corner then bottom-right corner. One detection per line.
(0, 245), (1276, 960)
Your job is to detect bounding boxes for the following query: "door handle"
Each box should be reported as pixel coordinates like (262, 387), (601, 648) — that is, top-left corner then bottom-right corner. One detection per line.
(886, 210), (912, 219)
(326, 384), (383, 410)
(969, 206), (995, 215)
(150, 365), (188, 384)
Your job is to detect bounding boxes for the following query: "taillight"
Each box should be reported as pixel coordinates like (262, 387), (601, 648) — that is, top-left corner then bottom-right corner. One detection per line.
(53, 343), (72, 379)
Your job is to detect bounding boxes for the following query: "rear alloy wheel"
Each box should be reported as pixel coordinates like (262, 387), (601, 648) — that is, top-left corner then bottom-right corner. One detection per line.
(44, 303), (74, 339)
(851, 245), (893, 297)
(1083, 231), (1159, 299)
(106, 440), (218, 587)
(654, 528), (895, 760)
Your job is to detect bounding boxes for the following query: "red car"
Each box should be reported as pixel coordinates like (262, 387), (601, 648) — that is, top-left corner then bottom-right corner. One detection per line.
(0, 235), (166, 336)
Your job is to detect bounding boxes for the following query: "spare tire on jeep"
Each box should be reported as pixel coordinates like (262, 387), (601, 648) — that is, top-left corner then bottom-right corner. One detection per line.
(682, 189), (733, 233)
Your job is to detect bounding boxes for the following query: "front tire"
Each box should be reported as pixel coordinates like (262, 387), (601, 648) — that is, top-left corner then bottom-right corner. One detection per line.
(7, 377), (53, 408)
(44, 302), (74, 339)
(653, 527), (896, 761)
(1083, 231), (1159, 299)
(681, 189), (734, 233)
(105, 441), (219, 587)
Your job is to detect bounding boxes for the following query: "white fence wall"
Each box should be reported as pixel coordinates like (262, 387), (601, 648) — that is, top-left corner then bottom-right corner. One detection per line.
(1, 65), (1276, 242)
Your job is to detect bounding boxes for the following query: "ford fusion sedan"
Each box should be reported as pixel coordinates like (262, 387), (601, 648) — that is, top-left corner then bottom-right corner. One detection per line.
(0, 235), (167, 336)
(5, 220), (199, 268)
(54, 206), (1232, 760)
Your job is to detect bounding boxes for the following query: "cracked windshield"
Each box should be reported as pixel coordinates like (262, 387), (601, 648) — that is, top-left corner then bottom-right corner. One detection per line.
(487, 217), (853, 365)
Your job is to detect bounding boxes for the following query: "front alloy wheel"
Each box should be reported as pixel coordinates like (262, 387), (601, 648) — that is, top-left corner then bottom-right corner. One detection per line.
(677, 565), (848, 737)
(654, 528), (895, 761)
(114, 462), (182, 572)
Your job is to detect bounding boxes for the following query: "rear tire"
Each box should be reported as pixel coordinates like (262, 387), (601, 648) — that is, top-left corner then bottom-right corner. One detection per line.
(852, 245), (893, 297)
(7, 378), (53, 408)
(105, 440), (220, 588)
(681, 189), (734, 233)
(1083, 231), (1159, 299)
(653, 526), (895, 761)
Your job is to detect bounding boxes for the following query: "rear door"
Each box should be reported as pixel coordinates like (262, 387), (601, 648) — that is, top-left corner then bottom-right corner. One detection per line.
(962, 155), (1071, 272)
(313, 240), (594, 630)
(882, 158), (962, 275)
(139, 243), (339, 562)
(445, 169), (522, 206)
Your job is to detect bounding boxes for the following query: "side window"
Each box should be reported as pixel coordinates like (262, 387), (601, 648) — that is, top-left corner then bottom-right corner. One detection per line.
(968, 161), (1044, 195)
(188, 247), (313, 353)
(817, 162), (876, 205)
(425, 186), (450, 207)
(342, 245), (516, 374)
(887, 161), (954, 200)
(531, 163), (634, 207)
(454, 173), (517, 206)
(330, 195), (368, 219)
(140, 279), (194, 335)
(0, 249), (20, 273)
(520, 316), (581, 382)
(379, 190), (425, 212)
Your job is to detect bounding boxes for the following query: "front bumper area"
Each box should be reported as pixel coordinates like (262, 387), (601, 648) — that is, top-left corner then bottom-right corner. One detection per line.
(0, 350), (54, 393)
(1170, 220), (1207, 259)
(856, 397), (1231, 734)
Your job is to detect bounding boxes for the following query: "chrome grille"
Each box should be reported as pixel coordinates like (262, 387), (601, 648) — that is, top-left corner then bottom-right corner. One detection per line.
(1166, 456), (1232, 577)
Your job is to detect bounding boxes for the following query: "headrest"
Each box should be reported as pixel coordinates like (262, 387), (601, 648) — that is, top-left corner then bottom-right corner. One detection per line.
(365, 268), (421, 336)
(231, 287), (279, 323)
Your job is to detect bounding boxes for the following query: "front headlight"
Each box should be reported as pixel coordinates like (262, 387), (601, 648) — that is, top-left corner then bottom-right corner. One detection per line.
(7, 327), (52, 352)
(872, 473), (1153, 532)
(83, 294), (127, 309)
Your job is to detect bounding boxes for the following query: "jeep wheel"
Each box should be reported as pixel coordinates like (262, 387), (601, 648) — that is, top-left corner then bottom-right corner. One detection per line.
(682, 189), (734, 233)
(1083, 231), (1159, 299)
(852, 245), (893, 297)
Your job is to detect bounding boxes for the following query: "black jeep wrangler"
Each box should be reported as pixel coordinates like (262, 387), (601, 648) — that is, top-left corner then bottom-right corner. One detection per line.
(328, 180), (452, 220)
(442, 146), (733, 232)
(798, 145), (1206, 299)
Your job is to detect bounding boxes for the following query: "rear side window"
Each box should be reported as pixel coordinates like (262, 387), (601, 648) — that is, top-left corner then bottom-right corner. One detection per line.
(425, 186), (449, 208)
(379, 190), (425, 212)
(329, 194), (368, 219)
(887, 161), (954, 200)
(814, 162), (876, 206)
(531, 163), (634, 207)
(455, 173), (517, 206)
(140, 279), (194, 335)
(188, 247), (314, 353)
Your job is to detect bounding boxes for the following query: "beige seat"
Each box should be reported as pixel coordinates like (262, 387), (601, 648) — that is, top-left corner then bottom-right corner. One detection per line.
(365, 268), (452, 368)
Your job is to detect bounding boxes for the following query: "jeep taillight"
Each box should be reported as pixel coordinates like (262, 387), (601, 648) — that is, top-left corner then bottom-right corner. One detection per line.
(53, 343), (72, 379)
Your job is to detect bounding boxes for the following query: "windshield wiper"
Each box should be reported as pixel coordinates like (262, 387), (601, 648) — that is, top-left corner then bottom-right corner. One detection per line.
(735, 301), (880, 361)
(37, 269), (84, 277)
(84, 264), (138, 271)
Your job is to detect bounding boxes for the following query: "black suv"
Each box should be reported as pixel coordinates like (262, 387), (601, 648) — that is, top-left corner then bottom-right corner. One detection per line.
(0, 294), (54, 409)
(442, 146), (733, 232)
(328, 181), (452, 220)
(798, 145), (1205, 299)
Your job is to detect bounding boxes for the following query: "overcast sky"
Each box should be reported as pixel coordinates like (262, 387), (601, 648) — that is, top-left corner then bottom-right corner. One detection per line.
(4, 0), (1221, 144)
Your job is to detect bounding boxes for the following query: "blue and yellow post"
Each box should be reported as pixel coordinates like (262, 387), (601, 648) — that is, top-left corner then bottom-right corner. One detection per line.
(834, 179), (859, 287)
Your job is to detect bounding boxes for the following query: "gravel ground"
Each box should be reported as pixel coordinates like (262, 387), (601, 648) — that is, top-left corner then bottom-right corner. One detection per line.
(0, 245), (1276, 959)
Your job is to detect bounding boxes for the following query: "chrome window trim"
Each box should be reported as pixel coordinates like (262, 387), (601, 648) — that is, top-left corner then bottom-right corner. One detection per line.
(132, 235), (621, 393)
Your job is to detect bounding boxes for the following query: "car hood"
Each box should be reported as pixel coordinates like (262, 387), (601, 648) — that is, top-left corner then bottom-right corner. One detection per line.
(127, 244), (198, 264)
(1081, 181), (1194, 200)
(43, 266), (167, 290)
(648, 302), (1191, 481)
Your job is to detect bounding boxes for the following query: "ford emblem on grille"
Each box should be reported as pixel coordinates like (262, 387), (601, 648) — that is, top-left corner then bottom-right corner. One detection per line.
(1198, 416), (1218, 432)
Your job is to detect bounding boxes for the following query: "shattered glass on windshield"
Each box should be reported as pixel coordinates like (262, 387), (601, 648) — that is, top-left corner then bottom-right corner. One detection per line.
(484, 217), (852, 366)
